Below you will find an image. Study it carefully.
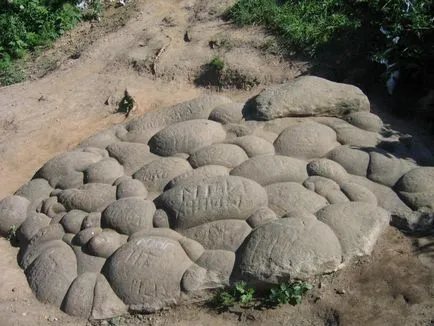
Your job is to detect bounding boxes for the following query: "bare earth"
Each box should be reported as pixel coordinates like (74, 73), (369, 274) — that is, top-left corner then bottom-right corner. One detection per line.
(0, 1), (432, 325)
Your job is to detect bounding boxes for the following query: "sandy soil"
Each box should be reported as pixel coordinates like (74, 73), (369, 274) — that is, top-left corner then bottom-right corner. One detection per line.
(0, 1), (432, 325)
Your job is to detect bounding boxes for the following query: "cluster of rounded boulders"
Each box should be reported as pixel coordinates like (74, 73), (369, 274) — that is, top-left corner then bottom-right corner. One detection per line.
(0, 77), (433, 320)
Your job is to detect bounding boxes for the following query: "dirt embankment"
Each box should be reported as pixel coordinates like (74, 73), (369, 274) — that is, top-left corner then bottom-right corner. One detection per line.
(0, 1), (432, 326)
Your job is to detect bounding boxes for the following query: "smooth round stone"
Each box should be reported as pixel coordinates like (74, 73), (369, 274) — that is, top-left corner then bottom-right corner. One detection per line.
(395, 167), (434, 193)
(327, 145), (370, 176)
(246, 207), (278, 228)
(60, 210), (88, 234)
(0, 195), (30, 237)
(307, 158), (349, 184)
(274, 122), (339, 159)
(167, 165), (229, 189)
(345, 111), (383, 132)
(188, 144), (248, 168)
(116, 178), (148, 199)
(149, 119), (226, 156)
(84, 158), (124, 185)
(87, 230), (127, 258)
(101, 198), (155, 235)
(133, 157), (192, 193)
(303, 176), (349, 204)
(208, 102), (244, 124)
(62, 272), (98, 318)
(15, 178), (53, 204)
(17, 213), (51, 244)
(340, 182), (378, 205)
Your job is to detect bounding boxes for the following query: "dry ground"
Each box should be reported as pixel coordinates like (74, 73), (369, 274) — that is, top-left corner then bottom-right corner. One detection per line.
(0, 1), (432, 325)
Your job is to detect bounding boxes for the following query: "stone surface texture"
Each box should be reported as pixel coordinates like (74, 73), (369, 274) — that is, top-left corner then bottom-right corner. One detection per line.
(0, 83), (432, 319)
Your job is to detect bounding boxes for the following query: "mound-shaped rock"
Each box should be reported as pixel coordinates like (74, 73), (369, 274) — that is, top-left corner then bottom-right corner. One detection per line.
(236, 215), (342, 282)
(247, 76), (370, 120)
(188, 143), (248, 168)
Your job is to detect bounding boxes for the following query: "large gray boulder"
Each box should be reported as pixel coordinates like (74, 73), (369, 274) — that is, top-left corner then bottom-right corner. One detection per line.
(167, 165), (229, 189)
(84, 158), (124, 185)
(246, 76), (370, 120)
(274, 122), (339, 159)
(104, 236), (192, 312)
(62, 272), (98, 318)
(395, 167), (434, 210)
(236, 215), (342, 282)
(57, 183), (116, 212)
(155, 176), (268, 229)
(230, 155), (308, 186)
(149, 119), (226, 156)
(316, 203), (390, 261)
(327, 145), (370, 177)
(229, 135), (275, 157)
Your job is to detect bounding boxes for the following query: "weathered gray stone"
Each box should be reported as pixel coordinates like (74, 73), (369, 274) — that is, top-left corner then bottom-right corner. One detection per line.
(155, 176), (268, 229)
(25, 241), (77, 307)
(345, 111), (383, 132)
(399, 192), (434, 210)
(19, 225), (66, 269)
(180, 220), (251, 251)
(124, 95), (232, 144)
(153, 209), (170, 228)
(340, 182), (377, 205)
(62, 272), (98, 317)
(15, 178), (53, 206)
(116, 178), (148, 199)
(196, 250), (235, 286)
(87, 229), (128, 258)
(81, 212), (101, 229)
(327, 145), (370, 176)
(91, 274), (128, 320)
(229, 135), (275, 157)
(34, 151), (102, 189)
(57, 183), (116, 213)
(208, 102), (244, 124)
(246, 207), (278, 228)
(149, 119), (226, 156)
(230, 155), (308, 186)
(307, 159), (349, 184)
(303, 176), (349, 204)
(178, 237), (205, 262)
(167, 165), (229, 189)
(60, 210), (88, 234)
(40, 196), (66, 218)
(17, 213), (51, 244)
(104, 237), (192, 312)
(128, 228), (184, 242)
(316, 203), (390, 261)
(247, 76), (369, 120)
(266, 182), (329, 215)
(396, 167), (434, 193)
(181, 264), (228, 292)
(274, 122), (339, 159)
(133, 157), (192, 193)
(237, 215), (342, 282)
(73, 227), (102, 246)
(79, 125), (126, 149)
(71, 243), (106, 275)
(106, 142), (159, 175)
(367, 150), (415, 187)
(188, 144), (248, 168)
(0, 195), (30, 237)
(101, 198), (155, 235)
(223, 123), (255, 139)
(318, 118), (379, 147)
(84, 158), (124, 185)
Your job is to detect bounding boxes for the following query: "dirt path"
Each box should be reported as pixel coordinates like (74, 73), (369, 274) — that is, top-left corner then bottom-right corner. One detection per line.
(0, 0), (432, 325)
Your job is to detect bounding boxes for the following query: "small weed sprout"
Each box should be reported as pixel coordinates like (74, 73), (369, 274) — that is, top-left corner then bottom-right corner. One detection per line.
(118, 89), (136, 116)
(6, 224), (17, 242)
(268, 281), (313, 306)
(209, 56), (225, 71)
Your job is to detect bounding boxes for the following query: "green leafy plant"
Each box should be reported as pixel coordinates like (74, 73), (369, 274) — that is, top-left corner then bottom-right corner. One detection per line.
(6, 224), (17, 242)
(212, 281), (255, 309)
(209, 56), (225, 71)
(82, 0), (104, 21)
(268, 281), (312, 306)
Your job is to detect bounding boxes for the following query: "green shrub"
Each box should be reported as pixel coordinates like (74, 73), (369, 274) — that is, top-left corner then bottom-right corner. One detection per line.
(268, 281), (313, 306)
(212, 281), (255, 309)
(229, 0), (434, 90)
